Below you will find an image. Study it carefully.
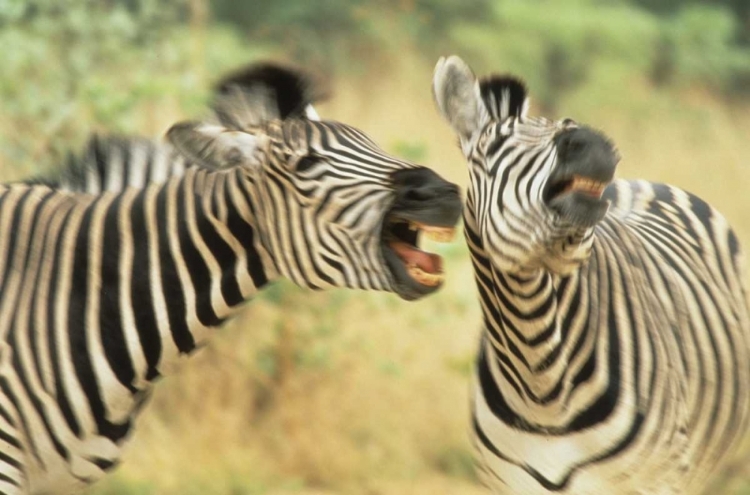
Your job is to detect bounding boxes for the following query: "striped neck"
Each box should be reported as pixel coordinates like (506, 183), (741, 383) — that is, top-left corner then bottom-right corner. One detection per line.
(95, 166), (278, 387)
(468, 216), (600, 424)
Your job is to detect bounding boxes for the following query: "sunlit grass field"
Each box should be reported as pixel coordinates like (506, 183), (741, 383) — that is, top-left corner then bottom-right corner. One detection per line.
(2, 43), (750, 495)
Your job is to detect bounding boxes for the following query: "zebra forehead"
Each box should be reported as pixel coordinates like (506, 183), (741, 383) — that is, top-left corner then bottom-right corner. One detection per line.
(303, 121), (394, 157)
(263, 120), (418, 177)
(315, 120), (379, 145)
(489, 116), (561, 147)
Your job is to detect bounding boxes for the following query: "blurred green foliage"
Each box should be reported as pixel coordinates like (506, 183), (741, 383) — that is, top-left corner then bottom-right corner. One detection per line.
(210, 0), (493, 69)
(0, 0), (265, 173)
(452, 0), (750, 112)
(2, 0), (749, 174)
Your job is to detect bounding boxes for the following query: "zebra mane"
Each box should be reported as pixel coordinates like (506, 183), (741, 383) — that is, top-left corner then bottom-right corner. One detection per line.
(28, 134), (196, 193)
(67, 134), (157, 188)
(211, 61), (329, 129)
(479, 75), (529, 121)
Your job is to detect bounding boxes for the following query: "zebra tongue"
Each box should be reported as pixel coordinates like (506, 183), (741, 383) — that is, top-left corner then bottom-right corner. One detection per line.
(388, 240), (442, 274)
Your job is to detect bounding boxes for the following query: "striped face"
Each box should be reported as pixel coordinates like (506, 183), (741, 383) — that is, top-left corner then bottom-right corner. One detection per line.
(168, 117), (462, 300)
(433, 56), (618, 274)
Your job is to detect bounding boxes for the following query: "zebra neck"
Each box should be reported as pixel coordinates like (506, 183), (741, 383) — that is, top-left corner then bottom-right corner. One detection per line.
(483, 267), (576, 354)
(473, 245), (594, 408)
(95, 167), (278, 387)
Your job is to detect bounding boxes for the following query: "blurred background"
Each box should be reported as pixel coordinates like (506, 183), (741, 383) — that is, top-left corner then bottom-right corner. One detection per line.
(1, 0), (750, 493)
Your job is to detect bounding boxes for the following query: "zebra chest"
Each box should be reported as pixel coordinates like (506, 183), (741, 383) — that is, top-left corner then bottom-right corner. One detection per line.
(26, 438), (126, 495)
(19, 379), (150, 494)
(473, 266), (697, 494)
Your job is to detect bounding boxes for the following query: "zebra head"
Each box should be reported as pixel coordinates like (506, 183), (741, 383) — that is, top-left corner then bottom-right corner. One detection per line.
(168, 62), (462, 300)
(432, 55), (619, 274)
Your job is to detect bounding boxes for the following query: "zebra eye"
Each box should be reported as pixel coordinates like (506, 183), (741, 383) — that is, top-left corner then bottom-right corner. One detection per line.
(225, 147), (244, 166)
(295, 155), (320, 173)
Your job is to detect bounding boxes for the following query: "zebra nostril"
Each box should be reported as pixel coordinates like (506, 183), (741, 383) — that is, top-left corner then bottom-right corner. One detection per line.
(404, 186), (437, 202)
(402, 183), (459, 203)
(555, 127), (616, 170)
(558, 134), (588, 161)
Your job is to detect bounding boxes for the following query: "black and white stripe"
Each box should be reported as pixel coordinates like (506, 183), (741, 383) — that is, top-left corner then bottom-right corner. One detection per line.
(433, 55), (750, 495)
(0, 62), (461, 494)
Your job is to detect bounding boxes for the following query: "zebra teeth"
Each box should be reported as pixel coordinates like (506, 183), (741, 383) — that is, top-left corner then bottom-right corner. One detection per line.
(569, 175), (608, 198)
(406, 263), (444, 287)
(408, 222), (456, 243)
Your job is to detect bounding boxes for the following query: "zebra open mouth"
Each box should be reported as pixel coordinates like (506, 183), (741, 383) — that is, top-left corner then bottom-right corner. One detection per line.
(543, 173), (614, 227)
(382, 167), (462, 299)
(545, 174), (609, 201)
(381, 216), (456, 295)
(543, 126), (619, 227)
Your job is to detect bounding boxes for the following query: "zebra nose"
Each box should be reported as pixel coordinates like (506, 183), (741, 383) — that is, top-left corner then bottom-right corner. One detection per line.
(392, 168), (460, 203)
(390, 167), (462, 226)
(554, 127), (618, 181)
(404, 182), (460, 202)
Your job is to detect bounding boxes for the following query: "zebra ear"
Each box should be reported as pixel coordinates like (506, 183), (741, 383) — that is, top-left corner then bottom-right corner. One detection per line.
(432, 55), (484, 141)
(479, 75), (529, 121)
(166, 121), (262, 169)
(212, 61), (328, 128)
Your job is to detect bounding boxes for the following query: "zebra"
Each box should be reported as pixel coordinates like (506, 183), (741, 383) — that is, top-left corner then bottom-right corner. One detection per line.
(432, 55), (750, 495)
(0, 62), (462, 494)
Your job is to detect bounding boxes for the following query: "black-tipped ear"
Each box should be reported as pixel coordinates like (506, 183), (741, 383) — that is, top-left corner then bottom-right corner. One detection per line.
(212, 61), (329, 128)
(479, 75), (529, 121)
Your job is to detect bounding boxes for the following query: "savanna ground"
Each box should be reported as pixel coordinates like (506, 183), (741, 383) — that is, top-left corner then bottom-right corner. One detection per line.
(2, 1), (750, 494)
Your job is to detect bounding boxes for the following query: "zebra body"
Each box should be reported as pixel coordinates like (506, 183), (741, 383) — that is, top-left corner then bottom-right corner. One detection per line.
(0, 63), (462, 494)
(0, 168), (260, 494)
(433, 56), (750, 494)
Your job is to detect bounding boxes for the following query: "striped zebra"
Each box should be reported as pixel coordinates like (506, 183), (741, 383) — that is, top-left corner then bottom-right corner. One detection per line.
(0, 62), (462, 494)
(432, 55), (750, 494)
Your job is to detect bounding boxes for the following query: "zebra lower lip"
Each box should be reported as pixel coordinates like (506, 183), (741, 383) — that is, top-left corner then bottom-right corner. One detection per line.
(406, 263), (443, 287)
